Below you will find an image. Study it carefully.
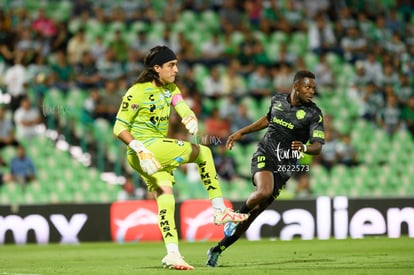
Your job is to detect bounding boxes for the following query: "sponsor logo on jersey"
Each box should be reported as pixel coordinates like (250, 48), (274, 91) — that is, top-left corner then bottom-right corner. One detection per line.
(150, 115), (169, 124)
(176, 140), (184, 146)
(130, 103), (139, 111)
(273, 101), (283, 111)
(273, 116), (294, 129)
(257, 155), (266, 168)
(164, 90), (171, 98)
(296, 109), (306, 120)
(313, 130), (325, 139)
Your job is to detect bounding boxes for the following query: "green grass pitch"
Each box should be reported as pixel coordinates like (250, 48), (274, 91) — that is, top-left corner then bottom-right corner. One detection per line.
(0, 237), (413, 274)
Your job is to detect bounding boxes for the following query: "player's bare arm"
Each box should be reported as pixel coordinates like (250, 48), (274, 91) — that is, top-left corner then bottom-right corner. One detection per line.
(226, 115), (269, 150)
(116, 129), (135, 145)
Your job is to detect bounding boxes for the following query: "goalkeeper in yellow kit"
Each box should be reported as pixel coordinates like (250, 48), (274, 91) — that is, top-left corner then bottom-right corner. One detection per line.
(113, 45), (248, 270)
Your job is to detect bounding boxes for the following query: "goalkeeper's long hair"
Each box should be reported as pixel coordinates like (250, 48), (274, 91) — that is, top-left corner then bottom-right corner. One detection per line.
(134, 46), (177, 90)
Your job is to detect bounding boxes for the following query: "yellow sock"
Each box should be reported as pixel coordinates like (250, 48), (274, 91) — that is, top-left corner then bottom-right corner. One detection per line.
(195, 145), (223, 200)
(156, 194), (178, 247)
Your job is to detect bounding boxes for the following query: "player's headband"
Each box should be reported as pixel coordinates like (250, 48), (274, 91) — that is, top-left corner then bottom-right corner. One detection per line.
(149, 47), (177, 67)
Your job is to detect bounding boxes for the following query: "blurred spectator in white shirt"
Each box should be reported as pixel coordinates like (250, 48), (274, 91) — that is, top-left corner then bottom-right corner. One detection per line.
(200, 33), (226, 67)
(336, 134), (358, 167)
(377, 62), (399, 87)
(4, 51), (27, 111)
(377, 94), (402, 136)
(340, 26), (368, 64)
(308, 14), (338, 55)
(203, 66), (225, 100)
(0, 106), (19, 149)
(13, 96), (45, 141)
(361, 52), (382, 85)
(314, 53), (335, 89)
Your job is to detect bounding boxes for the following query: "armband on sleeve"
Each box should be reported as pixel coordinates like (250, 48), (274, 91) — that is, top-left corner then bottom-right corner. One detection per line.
(173, 94), (194, 119)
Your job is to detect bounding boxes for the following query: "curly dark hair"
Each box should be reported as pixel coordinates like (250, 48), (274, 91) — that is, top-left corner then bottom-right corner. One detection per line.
(293, 70), (315, 82)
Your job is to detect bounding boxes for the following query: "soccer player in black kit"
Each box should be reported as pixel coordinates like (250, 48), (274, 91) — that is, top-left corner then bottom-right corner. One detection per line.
(206, 70), (325, 267)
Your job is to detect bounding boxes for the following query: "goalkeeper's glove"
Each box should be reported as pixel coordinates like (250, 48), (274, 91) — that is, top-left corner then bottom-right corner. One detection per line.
(182, 114), (198, 135)
(129, 140), (161, 175)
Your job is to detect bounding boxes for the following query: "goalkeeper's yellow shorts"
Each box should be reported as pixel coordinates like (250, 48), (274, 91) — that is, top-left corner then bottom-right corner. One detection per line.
(127, 138), (194, 192)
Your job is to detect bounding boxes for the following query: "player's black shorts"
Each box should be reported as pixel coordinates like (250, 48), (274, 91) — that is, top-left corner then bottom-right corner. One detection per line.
(250, 151), (290, 198)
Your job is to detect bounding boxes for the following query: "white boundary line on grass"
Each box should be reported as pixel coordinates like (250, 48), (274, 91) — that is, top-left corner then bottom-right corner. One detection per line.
(0, 273), (43, 275)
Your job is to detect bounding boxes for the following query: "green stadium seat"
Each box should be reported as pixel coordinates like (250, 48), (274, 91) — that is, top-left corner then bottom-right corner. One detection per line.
(200, 10), (220, 32)
(49, 190), (74, 203)
(93, 119), (113, 148)
(72, 191), (87, 203)
(326, 52), (341, 67)
(352, 165), (374, 185)
(265, 41), (280, 62)
(107, 21), (127, 34)
(253, 30), (268, 45)
(96, 191), (117, 203)
(270, 31), (289, 44)
(65, 89), (87, 119)
(231, 31), (245, 47)
(68, 18), (83, 34)
(171, 20), (187, 34)
(2, 145), (15, 163)
(129, 21), (148, 33)
(241, 97), (262, 121)
(0, 183), (24, 204)
(330, 164), (351, 178)
(291, 32), (308, 45)
(49, 0), (72, 22)
(235, 158), (251, 178)
(310, 164), (328, 177)
(24, 189), (49, 204)
(174, 171), (192, 201)
(193, 63), (209, 91)
(288, 39), (307, 57)
(148, 21), (165, 36)
(85, 19), (106, 41)
(312, 181), (329, 196)
(355, 184), (373, 197)
(180, 10), (197, 26)
(304, 52), (319, 71)
(332, 116), (351, 134)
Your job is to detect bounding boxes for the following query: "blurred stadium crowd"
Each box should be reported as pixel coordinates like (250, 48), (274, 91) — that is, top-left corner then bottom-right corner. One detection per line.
(0, 0), (413, 204)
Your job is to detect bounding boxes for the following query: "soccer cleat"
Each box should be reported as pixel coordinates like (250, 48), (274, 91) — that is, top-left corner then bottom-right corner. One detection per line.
(224, 221), (239, 237)
(206, 248), (221, 267)
(162, 252), (194, 270)
(213, 208), (249, 225)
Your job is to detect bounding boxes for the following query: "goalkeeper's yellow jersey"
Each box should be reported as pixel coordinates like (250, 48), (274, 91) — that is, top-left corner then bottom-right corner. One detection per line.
(114, 82), (193, 143)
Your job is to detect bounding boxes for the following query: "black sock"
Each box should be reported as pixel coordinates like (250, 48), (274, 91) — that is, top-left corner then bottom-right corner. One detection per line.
(239, 201), (252, 214)
(212, 245), (223, 253)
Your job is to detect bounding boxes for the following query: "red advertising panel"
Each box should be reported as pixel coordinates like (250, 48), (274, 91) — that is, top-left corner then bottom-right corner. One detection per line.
(110, 200), (162, 242)
(180, 199), (234, 241)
